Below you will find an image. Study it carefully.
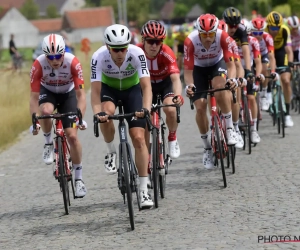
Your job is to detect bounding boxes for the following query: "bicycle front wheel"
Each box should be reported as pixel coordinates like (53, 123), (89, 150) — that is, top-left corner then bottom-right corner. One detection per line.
(58, 137), (69, 215)
(214, 116), (227, 188)
(278, 88), (285, 138)
(151, 129), (159, 208)
(243, 96), (252, 155)
(121, 143), (135, 230)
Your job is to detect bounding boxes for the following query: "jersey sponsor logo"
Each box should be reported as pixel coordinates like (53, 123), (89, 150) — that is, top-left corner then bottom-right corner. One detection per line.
(75, 63), (83, 80)
(107, 65), (112, 69)
(125, 63), (135, 70)
(126, 56), (132, 62)
(138, 55), (149, 74)
(161, 51), (176, 63)
(30, 66), (36, 83)
(266, 35), (274, 46)
(39, 94), (47, 101)
(91, 59), (97, 79)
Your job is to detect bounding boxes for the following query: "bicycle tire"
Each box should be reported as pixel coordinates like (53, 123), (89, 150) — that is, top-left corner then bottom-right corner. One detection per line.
(214, 116), (227, 188)
(161, 123), (169, 175)
(159, 138), (166, 199)
(256, 92), (260, 131)
(243, 95), (252, 155)
(58, 137), (69, 215)
(229, 146), (235, 174)
(278, 88), (285, 138)
(151, 128), (159, 208)
(121, 143), (135, 230)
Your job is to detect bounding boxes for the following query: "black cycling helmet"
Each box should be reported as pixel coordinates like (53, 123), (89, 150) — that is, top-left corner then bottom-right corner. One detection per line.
(223, 7), (242, 25)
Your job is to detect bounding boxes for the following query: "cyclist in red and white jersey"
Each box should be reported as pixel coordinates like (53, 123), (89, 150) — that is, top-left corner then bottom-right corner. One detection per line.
(137, 20), (184, 159)
(29, 34), (87, 198)
(287, 16), (300, 62)
(185, 14), (238, 169)
(250, 17), (277, 111)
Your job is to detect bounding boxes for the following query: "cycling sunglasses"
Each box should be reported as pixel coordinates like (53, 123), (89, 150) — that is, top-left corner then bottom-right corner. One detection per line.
(228, 24), (238, 29)
(47, 54), (63, 60)
(145, 39), (163, 46)
(199, 32), (216, 38)
(109, 46), (128, 53)
(269, 26), (280, 31)
(252, 31), (263, 36)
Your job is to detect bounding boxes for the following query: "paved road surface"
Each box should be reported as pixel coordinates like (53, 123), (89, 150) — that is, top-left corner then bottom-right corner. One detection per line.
(1, 95), (300, 250)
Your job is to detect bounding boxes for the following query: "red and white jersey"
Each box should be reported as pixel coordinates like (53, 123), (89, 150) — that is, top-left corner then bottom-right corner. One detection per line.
(238, 35), (261, 68)
(136, 44), (179, 83)
(30, 52), (84, 93)
(291, 27), (300, 51)
(184, 29), (236, 69)
(258, 32), (274, 55)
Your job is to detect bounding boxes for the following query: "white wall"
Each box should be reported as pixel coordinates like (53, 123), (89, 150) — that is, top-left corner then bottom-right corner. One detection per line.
(0, 8), (39, 48)
(67, 27), (106, 44)
(60, 0), (86, 15)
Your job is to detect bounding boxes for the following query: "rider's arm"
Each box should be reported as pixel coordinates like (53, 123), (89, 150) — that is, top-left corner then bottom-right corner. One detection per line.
(265, 34), (276, 72)
(170, 73), (182, 96)
(90, 55), (103, 114)
(221, 32), (236, 78)
(252, 38), (262, 75)
(71, 57), (86, 116)
(183, 37), (194, 86)
(238, 25), (252, 71)
(29, 60), (42, 115)
(284, 27), (294, 63)
(173, 38), (178, 57)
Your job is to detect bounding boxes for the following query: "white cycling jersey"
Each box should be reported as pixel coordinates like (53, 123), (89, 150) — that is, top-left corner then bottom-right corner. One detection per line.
(90, 44), (150, 90)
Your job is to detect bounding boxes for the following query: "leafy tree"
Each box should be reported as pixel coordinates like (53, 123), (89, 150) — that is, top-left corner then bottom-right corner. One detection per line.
(46, 4), (59, 18)
(85, 0), (101, 7)
(173, 3), (189, 18)
(20, 0), (39, 20)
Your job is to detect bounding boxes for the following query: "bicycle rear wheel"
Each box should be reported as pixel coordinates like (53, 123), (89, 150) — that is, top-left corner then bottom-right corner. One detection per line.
(243, 95), (252, 154)
(58, 137), (69, 215)
(159, 131), (166, 199)
(161, 124), (170, 175)
(278, 89), (285, 138)
(121, 143), (135, 230)
(214, 116), (227, 188)
(256, 92), (261, 131)
(151, 129), (159, 208)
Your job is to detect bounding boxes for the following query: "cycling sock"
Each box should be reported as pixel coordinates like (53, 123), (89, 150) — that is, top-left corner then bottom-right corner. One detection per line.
(233, 121), (239, 132)
(285, 103), (290, 115)
(139, 176), (148, 192)
(200, 132), (210, 149)
(74, 163), (82, 180)
(168, 130), (176, 141)
(261, 87), (267, 97)
(251, 119), (257, 131)
(106, 140), (116, 154)
(222, 111), (233, 129)
(44, 132), (52, 144)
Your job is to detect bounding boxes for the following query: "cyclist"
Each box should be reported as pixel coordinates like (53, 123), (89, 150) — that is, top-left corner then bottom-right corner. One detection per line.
(287, 16), (300, 62)
(164, 28), (175, 48)
(173, 26), (187, 73)
(90, 24), (153, 208)
(250, 17), (277, 111)
(223, 7), (253, 147)
(265, 11), (294, 127)
(137, 20), (184, 159)
(29, 34), (87, 198)
(184, 14), (238, 169)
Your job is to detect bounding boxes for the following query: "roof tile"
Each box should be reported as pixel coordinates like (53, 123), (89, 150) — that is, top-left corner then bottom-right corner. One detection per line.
(31, 18), (62, 32)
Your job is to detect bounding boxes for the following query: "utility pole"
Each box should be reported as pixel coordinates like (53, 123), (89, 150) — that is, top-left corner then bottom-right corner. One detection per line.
(122, 0), (128, 26)
(117, 0), (123, 24)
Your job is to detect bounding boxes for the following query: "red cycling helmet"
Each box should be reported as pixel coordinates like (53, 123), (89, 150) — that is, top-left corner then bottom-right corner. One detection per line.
(141, 20), (166, 39)
(251, 17), (267, 31)
(196, 14), (219, 33)
(218, 19), (228, 32)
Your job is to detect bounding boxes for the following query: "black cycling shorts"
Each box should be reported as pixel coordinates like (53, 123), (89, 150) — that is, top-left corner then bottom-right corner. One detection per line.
(261, 53), (269, 64)
(101, 83), (145, 129)
(275, 48), (291, 74)
(39, 86), (77, 129)
(192, 60), (227, 101)
(151, 76), (174, 104)
(294, 50), (299, 62)
(177, 44), (184, 54)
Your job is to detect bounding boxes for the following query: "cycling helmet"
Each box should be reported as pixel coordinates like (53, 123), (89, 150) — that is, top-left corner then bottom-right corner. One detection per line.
(42, 34), (65, 55)
(241, 19), (251, 33)
(251, 17), (267, 31)
(141, 20), (166, 39)
(196, 14), (219, 33)
(218, 19), (228, 32)
(104, 24), (131, 46)
(266, 11), (283, 26)
(223, 7), (242, 25)
(287, 16), (300, 29)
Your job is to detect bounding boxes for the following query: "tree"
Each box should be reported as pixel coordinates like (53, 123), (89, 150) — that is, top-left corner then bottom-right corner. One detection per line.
(20, 0), (39, 20)
(85, 0), (101, 7)
(46, 4), (59, 18)
(173, 3), (189, 18)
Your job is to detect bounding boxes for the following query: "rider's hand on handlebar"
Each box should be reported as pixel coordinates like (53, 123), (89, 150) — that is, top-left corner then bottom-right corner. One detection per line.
(238, 77), (247, 87)
(76, 118), (88, 130)
(135, 108), (149, 118)
(256, 74), (265, 82)
(226, 78), (238, 90)
(172, 95), (184, 106)
(185, 84), (195, 97)
(96, 111), (109, 123)
(270, 72), (279, 81)
(29, 121), (40, 135)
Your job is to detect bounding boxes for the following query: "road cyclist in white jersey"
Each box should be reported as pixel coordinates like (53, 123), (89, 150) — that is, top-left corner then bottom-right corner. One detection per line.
(90, 24), (153, 208)
(29, 34), (87, 198)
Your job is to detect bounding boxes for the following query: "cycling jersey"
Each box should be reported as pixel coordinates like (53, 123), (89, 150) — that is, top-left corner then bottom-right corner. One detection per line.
(174, 32), (187, 45)
(164, 36), (175, 48)
(184, 29), (236, 69)
(90, 44), (150, 90)
(238, 36), (261, 68)
(30, 52), (84, 94)
(266, 24), (292, 50)
(257, 32), (274, 55)
(231, 23), (249, 46)
(136, 43), (179, 83)
(291, 27), (300, 51)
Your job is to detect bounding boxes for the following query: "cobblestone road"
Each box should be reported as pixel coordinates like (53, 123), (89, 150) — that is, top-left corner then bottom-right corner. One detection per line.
(1, 94), (300, 250)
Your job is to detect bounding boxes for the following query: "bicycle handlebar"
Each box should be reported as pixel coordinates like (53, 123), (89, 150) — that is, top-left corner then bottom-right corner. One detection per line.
(32, 108), (83, 130)
(189, 85), (236, 110)
(151, 102), (181, 124)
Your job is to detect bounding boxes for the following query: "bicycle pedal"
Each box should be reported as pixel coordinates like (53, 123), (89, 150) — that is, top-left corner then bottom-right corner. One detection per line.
(74, 196), (84, 199)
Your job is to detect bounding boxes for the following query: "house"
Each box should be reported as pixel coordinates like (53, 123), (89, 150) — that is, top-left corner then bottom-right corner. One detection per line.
(0, 0), (26, 9)
(186, 4), (204, 21)
(0, 7), (39, 49)
(62, 7), (115, 43)
(31, 18), (62, 41)
(160, 0), (175, 20)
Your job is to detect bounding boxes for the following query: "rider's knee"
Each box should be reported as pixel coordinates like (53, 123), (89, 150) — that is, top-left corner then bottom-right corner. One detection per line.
(131, 132), (146, 149)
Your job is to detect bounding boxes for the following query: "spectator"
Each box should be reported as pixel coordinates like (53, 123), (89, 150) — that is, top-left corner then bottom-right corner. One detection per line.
(60, 30), (75, 54)
(9, 34), (20, 70)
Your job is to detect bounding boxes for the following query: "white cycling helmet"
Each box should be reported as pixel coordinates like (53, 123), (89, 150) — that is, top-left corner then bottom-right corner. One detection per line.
(287, 16), (300, 29)
(104, 24), (132, 46)
(241, 19), (252, 34)
(42, 34), (65, 55)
